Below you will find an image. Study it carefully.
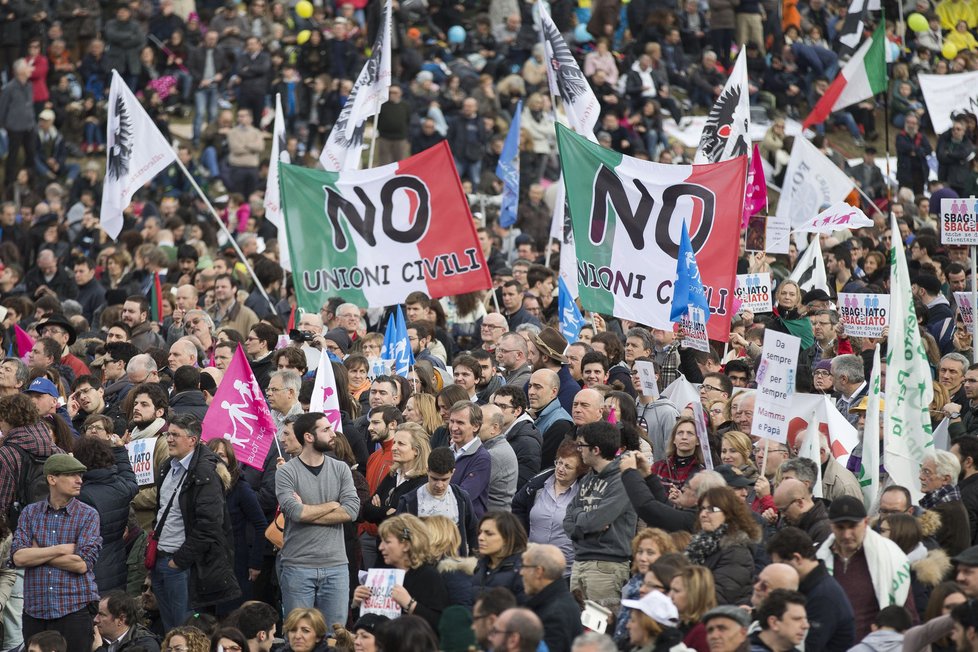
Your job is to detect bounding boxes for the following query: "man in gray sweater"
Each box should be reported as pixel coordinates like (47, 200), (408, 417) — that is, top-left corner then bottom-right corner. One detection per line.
(0, 59), (36, 183)
(276, 411), (360, 630)
(564, 421), (637, 612)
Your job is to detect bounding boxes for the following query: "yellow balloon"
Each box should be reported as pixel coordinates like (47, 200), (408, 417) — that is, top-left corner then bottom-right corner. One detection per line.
(296, 0), (314, 18)
(943, 41), (959, 59)
(297, 29), (311, 44)
(907, 12), (928, 33)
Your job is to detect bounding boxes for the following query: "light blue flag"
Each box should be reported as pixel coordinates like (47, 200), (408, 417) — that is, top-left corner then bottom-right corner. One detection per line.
(496, 100), (522, 228)
(670, 221), (711, 323)
(392, 305), (415, 376)
(559, 276), (585, 342)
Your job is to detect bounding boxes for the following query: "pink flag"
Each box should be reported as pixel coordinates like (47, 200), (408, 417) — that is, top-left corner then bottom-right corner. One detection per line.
(202, 344), (278, 469)
(14, 324), (34, 360)
(742, 144), (768, 228)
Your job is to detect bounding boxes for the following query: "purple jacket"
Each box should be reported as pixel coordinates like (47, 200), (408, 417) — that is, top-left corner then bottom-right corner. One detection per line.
(452, 439), (492, 520)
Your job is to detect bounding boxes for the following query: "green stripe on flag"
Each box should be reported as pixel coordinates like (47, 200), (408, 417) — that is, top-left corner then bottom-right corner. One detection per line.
(866, 22), (887, 95)
(279, 161), (369, 312)
(556, 124), (624, 316)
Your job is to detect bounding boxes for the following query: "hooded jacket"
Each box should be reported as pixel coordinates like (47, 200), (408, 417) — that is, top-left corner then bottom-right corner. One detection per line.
(79, 445), (139, 593)
(847, 630), (903, 652)
(563, 458), (637, 562)
(504, 415), (543, 489)
(158, 444), (240, 607)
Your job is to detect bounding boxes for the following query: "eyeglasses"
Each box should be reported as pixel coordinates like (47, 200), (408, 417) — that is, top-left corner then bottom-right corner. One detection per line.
(813, 370), (832, 377)
(575, 441), (591, 450)
(492, 402), (514, 411)
(482, 324), (505, 330)
(489, 628), (513, 637)
(700, 384), (722, 393)
(85, 425), (107, 433)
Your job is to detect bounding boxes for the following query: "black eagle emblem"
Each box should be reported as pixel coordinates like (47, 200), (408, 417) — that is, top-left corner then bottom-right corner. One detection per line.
(542, 19), (589, 105)
(107, 92), (133, 182)
(699, 83), (749, 163)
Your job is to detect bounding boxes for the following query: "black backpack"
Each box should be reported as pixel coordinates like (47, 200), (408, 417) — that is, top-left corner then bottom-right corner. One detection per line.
(5, 442), (51, 529)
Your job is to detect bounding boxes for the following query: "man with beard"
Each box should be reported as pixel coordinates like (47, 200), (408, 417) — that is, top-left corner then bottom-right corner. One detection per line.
(276, 411), (360, 631)
(128, 384), (171, 530)
(99, 342), (138, 420)
(360, 406), (403, 567)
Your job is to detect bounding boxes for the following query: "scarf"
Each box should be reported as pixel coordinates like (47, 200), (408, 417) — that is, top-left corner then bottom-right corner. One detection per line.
(685, 524), (727, 565)
(920, 483), (962, 509)
(350, 377), (371, 400)
(816, 526), (911, 608)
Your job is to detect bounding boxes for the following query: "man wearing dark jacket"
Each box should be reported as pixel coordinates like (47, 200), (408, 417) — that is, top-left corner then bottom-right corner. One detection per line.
(246, 323), (277, 390)
(773, 478), (832, 547)
(895, 114), (932, 195)
(233, 36), (271, 126)
(168, 367), (209, 422)
(0, 60), (37, 183)
(152, 413), (239, 631)
(522, 543), (583, 652)
(768, 527), (855, 652)
(936, 119), (975, 195)
(94, 591), (161, 652)
(492, 386), (542, 489)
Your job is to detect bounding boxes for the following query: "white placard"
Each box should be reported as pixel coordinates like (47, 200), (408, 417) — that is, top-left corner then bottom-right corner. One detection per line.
(752, 330), (801, 443)
(126, 436), (158, 486)
(735, 273), (773, 314)
(838, 293), (890, 338)
(679, 308), (710, 352)
(941, 198), (978, 245)
(633, 360), (659, 398)
(361, 568), (407, 619)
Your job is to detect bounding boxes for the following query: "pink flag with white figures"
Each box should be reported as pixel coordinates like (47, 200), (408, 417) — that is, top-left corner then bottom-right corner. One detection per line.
(202, 344), (278, 469)
(310, 349), (344, 433)
(742, 144), (768, 228)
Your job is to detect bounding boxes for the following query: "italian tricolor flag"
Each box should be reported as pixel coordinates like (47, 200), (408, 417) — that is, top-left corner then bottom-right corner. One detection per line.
(802, 23), (886, 130)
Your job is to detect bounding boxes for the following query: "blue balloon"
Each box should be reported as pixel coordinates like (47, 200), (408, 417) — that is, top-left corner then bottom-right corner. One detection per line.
(448, 25), (466, 44)
(574, 24), (593, 43)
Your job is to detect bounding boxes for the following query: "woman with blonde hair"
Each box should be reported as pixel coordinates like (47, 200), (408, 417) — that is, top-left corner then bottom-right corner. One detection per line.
(423, 514), (477, 607)
(352, 514), (448, 632)
(281, 608), (329, 652)
(362, 423), (430, 527)
(161, 627), (211, 652)
(720, 431), (758, 483)
(403, 393), (442, 436)
(650, 418), (706, 497)
(668, 565), (717, 651)
(614, 528), (678, 647)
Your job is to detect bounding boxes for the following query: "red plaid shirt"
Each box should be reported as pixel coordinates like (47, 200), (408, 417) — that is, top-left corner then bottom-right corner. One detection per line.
(0, 423), (62, 514)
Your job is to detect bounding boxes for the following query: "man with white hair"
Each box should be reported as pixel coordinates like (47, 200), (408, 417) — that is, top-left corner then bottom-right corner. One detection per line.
(335, 303), (362, 343)
(167, 339), (198, 372)
(831, 354), (867, 426)
(126, 354), (160, 385)
(920, 450), (971, 557)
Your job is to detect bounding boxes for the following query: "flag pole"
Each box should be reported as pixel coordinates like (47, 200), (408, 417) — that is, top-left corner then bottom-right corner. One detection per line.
(854, 183), (886, 221)
(972, 242), (977, 364)
(368, 111), (380, 169)
(173, 157), (278, 315)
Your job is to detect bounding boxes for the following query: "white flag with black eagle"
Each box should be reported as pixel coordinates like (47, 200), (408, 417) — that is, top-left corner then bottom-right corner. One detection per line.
(694, 47), (751, 164)
(319, 0), (392, 171)
(100, 70), (177, 240)
(789, 235), (830, 294)
(538, 1), (599, 136)
(265, 93), (292, 270)
(837, 0), (881, 55)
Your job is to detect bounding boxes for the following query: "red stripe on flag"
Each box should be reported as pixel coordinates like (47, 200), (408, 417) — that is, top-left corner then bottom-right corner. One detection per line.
(802, 74), (848, 130)
(151, 271), (163, 325)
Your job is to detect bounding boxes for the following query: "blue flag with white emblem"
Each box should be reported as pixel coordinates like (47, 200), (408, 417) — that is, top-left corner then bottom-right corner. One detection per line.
(381, 305), (414, 376)
(496, 100), (522, 228)
(559, 276), (585, 342)
(670, 220), (711, 324)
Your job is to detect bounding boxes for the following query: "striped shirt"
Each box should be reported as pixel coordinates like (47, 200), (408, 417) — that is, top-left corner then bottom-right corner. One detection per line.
(11, 497), (101, 619)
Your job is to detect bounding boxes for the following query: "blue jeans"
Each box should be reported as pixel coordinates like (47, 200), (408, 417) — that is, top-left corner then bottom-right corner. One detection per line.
(84, 122), (104, 146)
(454, 157), (482, 186)
(278, 564), (349, 630)
(194, 86), (220, 142)
(153, 553), (190, 632)
(201, 146), (221, 178)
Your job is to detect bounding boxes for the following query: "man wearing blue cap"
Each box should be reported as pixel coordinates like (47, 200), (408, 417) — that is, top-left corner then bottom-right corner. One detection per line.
(11, 453), (101, 652)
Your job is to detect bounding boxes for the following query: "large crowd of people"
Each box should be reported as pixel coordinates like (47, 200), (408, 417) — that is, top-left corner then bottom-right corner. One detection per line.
(2, 0), (978, 650)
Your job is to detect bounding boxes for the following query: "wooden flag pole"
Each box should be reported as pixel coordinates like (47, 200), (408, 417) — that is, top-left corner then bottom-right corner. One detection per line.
(173, 157), (278, 314)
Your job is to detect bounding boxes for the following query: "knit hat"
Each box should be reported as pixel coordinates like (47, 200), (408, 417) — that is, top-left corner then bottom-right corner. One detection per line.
(352, 614), (389, 636)
(438, 606), (477, 652)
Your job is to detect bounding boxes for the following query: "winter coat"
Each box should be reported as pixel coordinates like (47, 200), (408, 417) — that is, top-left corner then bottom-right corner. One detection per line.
(525, 578), (583, 652)
(452, 438), (492, 519)
(909, 541), (951, 622)
(794, 499), (832, 547)
(158, 444), (240, 607)
(928, 500), (971, 557)
(169, 390), (208, 421)
(437, 556), (477, 607)
(93, 624), (160, 652)
(708, 0), (739, 29)
(472, 551), (525, 603)
(701, 530), (756, 606)
(78, 445), (139, 593)
(103, 17), (145, 74)
(798, 561), (854, 652)
(362, 473), (426, 525)
(960, 472), (978, 544)
(397, 484), (479, 556)
(227, 477), (267, 575)
(506, 418), (543, 489)
(896, 130), (932, 188)
(936, 131), (976, 194)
